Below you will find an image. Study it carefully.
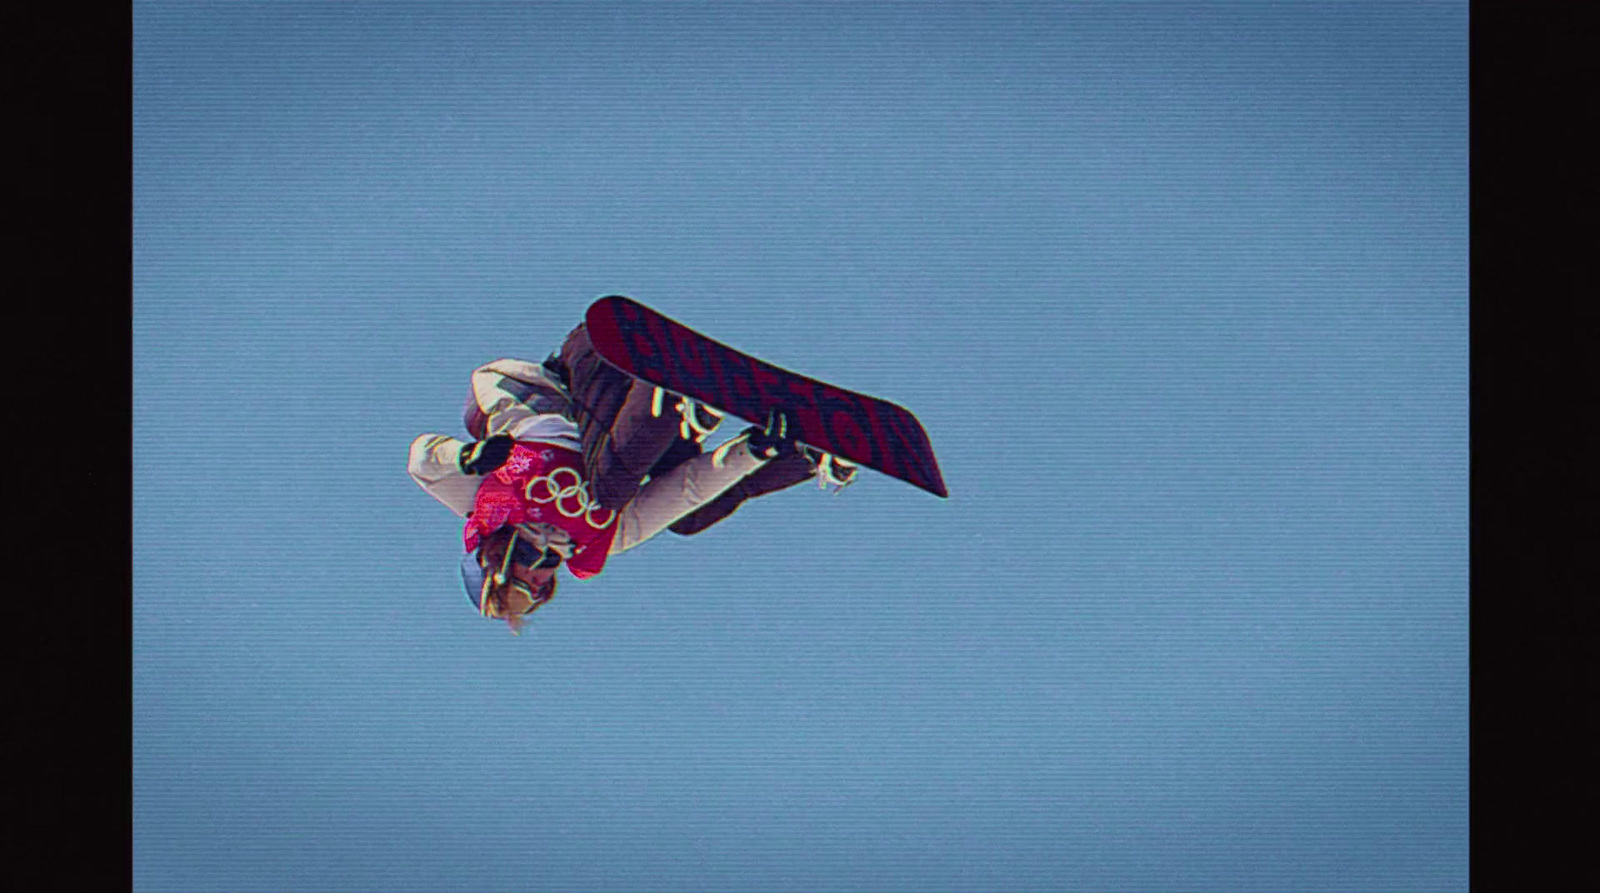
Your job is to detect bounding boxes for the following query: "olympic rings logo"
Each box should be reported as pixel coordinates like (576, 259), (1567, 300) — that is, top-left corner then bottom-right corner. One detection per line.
(523, 465), (617, 530)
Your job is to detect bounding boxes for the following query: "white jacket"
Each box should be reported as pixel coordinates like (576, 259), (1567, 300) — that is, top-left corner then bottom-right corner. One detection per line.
(408, 358), (765, 556)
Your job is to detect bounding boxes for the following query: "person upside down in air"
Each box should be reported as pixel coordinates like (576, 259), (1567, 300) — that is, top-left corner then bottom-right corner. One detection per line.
(408, 321), (857, 632)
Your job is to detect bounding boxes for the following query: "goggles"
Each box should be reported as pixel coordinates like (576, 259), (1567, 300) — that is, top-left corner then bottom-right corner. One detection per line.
(508, 534), (562, 571)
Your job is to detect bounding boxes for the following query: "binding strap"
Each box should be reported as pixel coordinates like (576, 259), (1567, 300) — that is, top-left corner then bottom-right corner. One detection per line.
(817, 452), (860, 493)
(650, 386), (724, 443)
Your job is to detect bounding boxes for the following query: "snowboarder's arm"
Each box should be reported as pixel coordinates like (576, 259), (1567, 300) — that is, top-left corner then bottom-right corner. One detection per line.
(407, 433), (481, 518)
(609, 435), (769, 554)
(472, 359), (571, 438)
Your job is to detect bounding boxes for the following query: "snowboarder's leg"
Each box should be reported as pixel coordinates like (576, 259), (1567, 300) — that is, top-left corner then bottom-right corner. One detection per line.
(595, 380), (692, 507)
(669, 449), (817, 536)
(648, 436), (702, 479)
(558, 324), (688, 510)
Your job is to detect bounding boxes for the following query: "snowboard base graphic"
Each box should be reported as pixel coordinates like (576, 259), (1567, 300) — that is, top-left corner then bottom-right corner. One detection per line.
(585, 295), (948, 499)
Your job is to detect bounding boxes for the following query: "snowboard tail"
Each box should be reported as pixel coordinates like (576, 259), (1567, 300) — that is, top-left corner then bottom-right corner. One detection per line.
(585, 295), (948, 498)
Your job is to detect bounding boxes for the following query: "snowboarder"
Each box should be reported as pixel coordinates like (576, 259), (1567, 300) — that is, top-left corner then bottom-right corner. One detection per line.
(408, 322), (856, 632)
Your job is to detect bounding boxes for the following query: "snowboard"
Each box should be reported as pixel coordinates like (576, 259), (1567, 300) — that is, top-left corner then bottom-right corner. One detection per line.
(585, 295), (948, 499)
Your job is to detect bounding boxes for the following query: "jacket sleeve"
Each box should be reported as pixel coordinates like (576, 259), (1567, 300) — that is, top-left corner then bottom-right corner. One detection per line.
(609, 435), (769, 555)
(472, 359), (570, 436)
(408, 433), (480, 518)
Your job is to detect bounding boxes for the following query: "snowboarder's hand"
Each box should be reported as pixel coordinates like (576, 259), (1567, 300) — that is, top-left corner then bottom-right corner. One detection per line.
(744, 410), (797, 460)
(460, 434), (515, 475)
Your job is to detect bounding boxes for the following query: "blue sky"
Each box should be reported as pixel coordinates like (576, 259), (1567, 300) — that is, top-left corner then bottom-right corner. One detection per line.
(134, 3), (1466, 891)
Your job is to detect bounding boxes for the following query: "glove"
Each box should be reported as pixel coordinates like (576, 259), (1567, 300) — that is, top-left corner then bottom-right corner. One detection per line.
(460, 434), (516, 475)
(744, 409), (797, 460)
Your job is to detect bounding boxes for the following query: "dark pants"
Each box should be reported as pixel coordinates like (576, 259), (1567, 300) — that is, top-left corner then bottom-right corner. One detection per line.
(555, 324), (816, 533)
